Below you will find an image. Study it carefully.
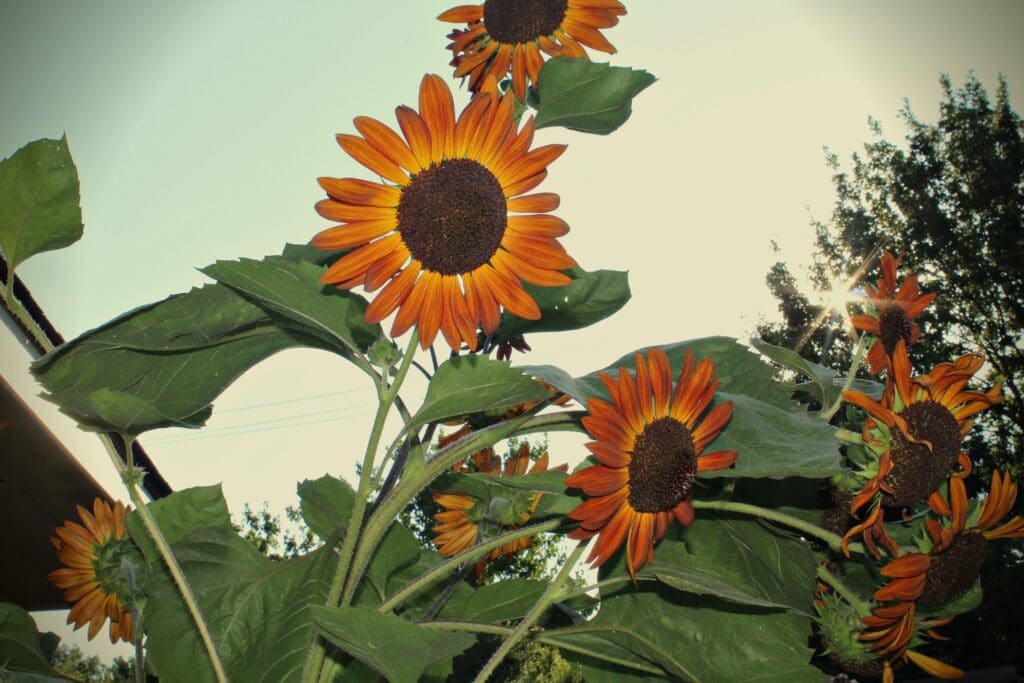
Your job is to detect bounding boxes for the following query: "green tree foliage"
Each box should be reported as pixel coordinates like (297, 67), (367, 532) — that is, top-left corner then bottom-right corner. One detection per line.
(758, 73), (1024, 672)
(49, 644), (135, 682)
(235, 502), (319, 560)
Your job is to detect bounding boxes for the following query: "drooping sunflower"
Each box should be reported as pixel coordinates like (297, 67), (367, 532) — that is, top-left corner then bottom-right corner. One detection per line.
(565, 348), (737, 579)
(439, 0), (627, 101)
(312, 74), (576, 351)
(855, 472), (1024, 683)
(48, 499), (138, 644)
(841, 340), (1002, 557)
(850, 251), (936, 375)
(432, 444), (567, 578)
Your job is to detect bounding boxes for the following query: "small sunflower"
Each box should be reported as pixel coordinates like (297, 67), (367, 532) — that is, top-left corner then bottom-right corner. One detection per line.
(850, 252), (936, 375)
(432, 444), (567, 578)
(565, 348), (737, 579)
(842, 340), (1002, 557)
(312, 74), (576, 351)
(439, 0), (627, 101)
(48, 499), (139, 644)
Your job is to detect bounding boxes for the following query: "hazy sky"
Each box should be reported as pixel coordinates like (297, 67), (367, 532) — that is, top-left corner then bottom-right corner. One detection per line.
(2, 0), (1022, 660)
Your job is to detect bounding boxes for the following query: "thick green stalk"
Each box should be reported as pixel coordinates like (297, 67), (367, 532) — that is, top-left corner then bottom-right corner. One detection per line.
(111, 437), (228, 683)
(306, 332), (419, 683)
(379, 519), (564, 614)
(691, 499), (865, 554)
(472, 543), (585, 683)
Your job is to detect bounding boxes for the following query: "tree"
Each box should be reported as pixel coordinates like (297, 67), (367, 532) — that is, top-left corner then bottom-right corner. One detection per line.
(49, 644), (136, 682)
(235, 502), (318, 560)
(759, 73), (1024, 672)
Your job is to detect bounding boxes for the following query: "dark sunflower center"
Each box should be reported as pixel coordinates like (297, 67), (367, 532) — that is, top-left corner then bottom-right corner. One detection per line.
(483, 0), (569, 44)
(919, 533), (987, 607)
(882, 400), (962, 507)
(396, 159), (507, 275)
(627, 417), (697, 513)
(878, 304), (913, 356)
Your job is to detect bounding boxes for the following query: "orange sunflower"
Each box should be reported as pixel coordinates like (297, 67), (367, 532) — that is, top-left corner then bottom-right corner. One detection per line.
(858, 471), (1024, 682)
(841, 340), (1001, 557)
(433, 444), (567, 578)
(565, 347), (737, 579)
(48, 499), (137, 644)
(312, 74), (576, 351)
(851, 252), (936, 375)
(439, 0), (627, 101)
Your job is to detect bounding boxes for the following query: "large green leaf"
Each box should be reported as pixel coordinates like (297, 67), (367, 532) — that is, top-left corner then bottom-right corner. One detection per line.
(552, 585), (821, 682)
(31, 285), (308, 434)
(524, 337), (795, 409)
(533, 59), (656, 134)
(128, 486), (338, 683)
(431, 470), (582, 520)
(311, 606), (475, 683)
(409, 355), (551, 429)
(702, 393), (840, 480)
(202, 256), (379, 355)
(126, 484), (232, 562)
(600, 515), (818, 615)
(525, 339), (841, 479)
(0, 604), (62, 677)
(494, 267), (630, 339)
(0, 137), (82, 272)
(297, 475), (356, 541)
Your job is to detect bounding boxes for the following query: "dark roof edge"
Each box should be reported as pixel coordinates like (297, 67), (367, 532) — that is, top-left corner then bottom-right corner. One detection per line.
(0, 254), (172, 500)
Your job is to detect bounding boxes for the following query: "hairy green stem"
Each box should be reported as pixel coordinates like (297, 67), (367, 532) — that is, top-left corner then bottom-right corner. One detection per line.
(306, 332), (419, 683)
(822, 333), (868, 420)
(816, 565), (872, 617)
(379, 519), (564, 614)
(691, 499), (865, 555)
(835, 428), (863, 445)
(112, 436), (228, 683)
(473, 543), (585, 683)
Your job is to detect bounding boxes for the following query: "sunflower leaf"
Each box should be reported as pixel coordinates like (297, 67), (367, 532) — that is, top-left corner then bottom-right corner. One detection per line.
(409, 355), (551, 429)
(534, 58), (656, 134)
(31, 283), (307, 435)
(297, 475), (356, 541)
(0, 603), (63, 677)
(493, 267), (630, 340)
(310, 606), (476, 683)
(202, 256), (380, 355)
(431, 470), (582, 519)
(435, 579), (547, 624)
(0, 137), (83, 273)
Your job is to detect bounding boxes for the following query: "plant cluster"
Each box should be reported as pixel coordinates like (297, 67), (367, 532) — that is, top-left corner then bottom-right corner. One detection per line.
(0, 4), (1018, 682)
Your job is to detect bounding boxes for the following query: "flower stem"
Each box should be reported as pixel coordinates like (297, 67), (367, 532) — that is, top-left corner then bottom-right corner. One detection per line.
(306, 331), (419, 683)
(690, 499), (865, 555)
(822, 333), (868, 420)
(816, 565), (872, 617)
(472, 543), (585, 683)
(379, 519), (564, 614)
(110, 436), (228, 683)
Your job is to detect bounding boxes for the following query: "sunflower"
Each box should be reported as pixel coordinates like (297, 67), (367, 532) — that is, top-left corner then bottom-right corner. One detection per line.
(855, 471), (1024, 681)
(312, 74), (576, 351)
(841, 340), (1002, 557)
(48, 499), (138, 644)
(565, 347), (737, 579)
(851, 252), (936, 375)
(432, 444), (567, 578)
(439, 0), (627, 101)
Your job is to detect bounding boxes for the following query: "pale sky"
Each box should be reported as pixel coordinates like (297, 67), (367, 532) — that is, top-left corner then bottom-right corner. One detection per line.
(2, 0), (1022, 662)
